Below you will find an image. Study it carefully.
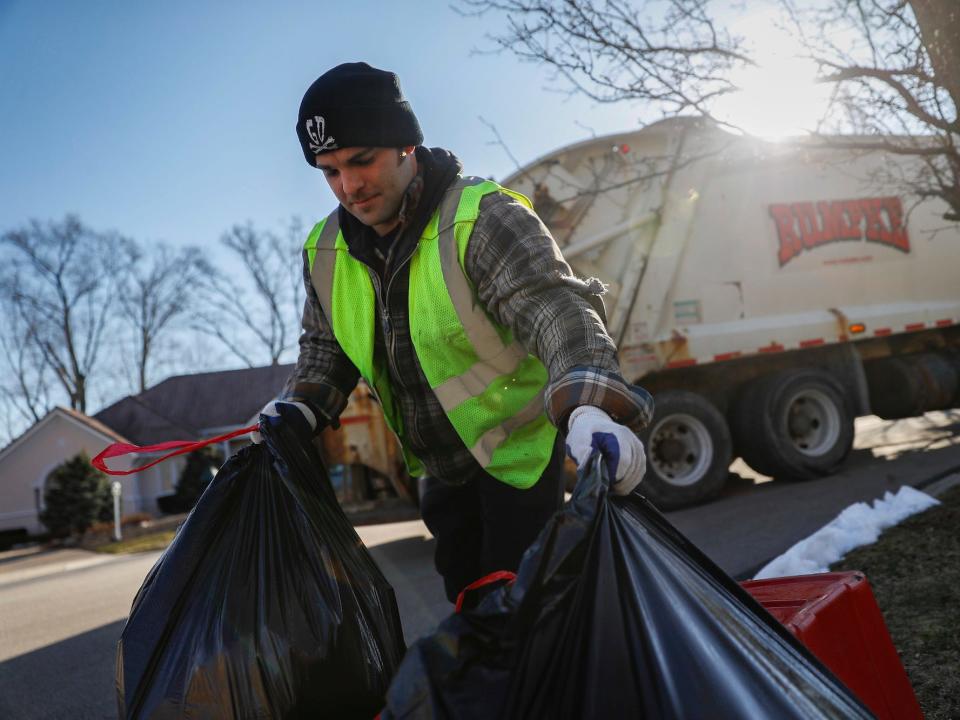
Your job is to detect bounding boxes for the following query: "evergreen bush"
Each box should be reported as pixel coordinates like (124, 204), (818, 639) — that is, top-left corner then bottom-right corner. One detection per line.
(173, 446), (221, 510)
(40, 452), (113, 539)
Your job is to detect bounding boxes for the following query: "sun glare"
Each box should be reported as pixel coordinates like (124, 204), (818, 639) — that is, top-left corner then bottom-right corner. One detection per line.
(710, 10), (834, 140)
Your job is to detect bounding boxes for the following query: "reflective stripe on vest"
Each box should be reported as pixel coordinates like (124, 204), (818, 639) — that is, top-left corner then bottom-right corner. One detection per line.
(305, 177), (557, 488)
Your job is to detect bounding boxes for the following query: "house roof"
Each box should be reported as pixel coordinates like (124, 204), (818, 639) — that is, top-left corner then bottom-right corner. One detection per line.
(59, 406), (130, 444)
(0, 406), (132, 464)
(94, 364), (294, 445)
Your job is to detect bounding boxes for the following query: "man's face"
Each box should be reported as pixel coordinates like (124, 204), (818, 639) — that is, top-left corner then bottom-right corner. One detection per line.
(316, 146), (416, 235)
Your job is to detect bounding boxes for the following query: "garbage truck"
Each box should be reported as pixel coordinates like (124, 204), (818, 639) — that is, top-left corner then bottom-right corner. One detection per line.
(496, 117), (960, 509)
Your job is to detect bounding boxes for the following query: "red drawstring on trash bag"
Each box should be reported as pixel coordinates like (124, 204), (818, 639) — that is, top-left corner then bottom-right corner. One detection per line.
(454, 571), (517, 613)
(91, 424), (258, 476)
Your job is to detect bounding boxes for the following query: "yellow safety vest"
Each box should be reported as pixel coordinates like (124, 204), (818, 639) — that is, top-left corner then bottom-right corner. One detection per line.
(304, 177), (557, 488)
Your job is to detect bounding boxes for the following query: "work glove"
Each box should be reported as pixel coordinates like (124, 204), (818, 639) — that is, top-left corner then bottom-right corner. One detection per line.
(565, 405), (646, 495)
(249, 400), (317, 444)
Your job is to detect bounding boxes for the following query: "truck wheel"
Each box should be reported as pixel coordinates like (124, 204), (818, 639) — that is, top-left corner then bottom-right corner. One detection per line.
(733, 369), (853, 480)
(866, 353), (959, 417)
(638, 390), (732, 510)
(864, 356), (926, 418)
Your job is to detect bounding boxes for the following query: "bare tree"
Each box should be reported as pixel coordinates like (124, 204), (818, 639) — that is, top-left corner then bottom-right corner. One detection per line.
(0, 294), (52, 429)
(464, 0), (960, 221)
(0, 216), (133, 414)
(911, 0), (960, 108)
(194, 218), (305, 367)
(117, 243), (213, 393)
(459, 0), (752, 122)
(784, 0), (960, 220)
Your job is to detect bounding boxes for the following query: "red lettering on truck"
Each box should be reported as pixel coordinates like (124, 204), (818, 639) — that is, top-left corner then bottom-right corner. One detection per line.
(880, 197), (910, 251)
(771, 197), (910, 266)
(795, 202), (830, 249)
(771, 204), (803, 266)
(839, 200), (865, 241)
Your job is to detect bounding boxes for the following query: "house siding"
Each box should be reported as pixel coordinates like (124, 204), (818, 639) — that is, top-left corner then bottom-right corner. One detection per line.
(0, 413), (146, 534)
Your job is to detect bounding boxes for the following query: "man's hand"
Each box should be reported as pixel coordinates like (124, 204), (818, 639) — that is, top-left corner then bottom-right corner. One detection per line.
(249, 401), (317, 444)
(565, 405), (646, 495)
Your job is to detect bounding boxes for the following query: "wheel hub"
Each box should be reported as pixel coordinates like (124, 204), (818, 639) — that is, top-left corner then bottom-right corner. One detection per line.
(649, 413), (714, 487)
(783, 389), (841, 456)
(657, 437), (687, 463)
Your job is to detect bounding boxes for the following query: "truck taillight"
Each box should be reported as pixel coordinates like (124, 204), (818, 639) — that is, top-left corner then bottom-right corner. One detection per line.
(849, 323), (866, 334)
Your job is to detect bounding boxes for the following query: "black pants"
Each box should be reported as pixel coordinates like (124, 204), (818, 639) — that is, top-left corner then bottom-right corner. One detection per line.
(419, 436), (566, 603)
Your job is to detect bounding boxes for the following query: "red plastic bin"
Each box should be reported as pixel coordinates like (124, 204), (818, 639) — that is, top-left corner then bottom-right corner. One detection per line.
(741, 571), (923, 720)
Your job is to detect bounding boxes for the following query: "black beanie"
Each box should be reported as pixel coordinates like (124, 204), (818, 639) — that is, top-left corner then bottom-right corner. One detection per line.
(296, 62), (423, 167)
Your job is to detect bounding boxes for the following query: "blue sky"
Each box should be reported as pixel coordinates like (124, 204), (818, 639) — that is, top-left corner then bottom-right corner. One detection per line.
(0, 0), (835, 431)
(0, 0), (642, 249)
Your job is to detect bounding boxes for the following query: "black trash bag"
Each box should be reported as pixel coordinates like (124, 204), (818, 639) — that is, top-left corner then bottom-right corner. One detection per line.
(382, 454), (874, 719)
(116, 407), (406, 719)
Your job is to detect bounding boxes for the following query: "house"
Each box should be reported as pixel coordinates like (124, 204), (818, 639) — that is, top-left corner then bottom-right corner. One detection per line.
(0, 407), (132, 536)
(0, 364), (293, 537)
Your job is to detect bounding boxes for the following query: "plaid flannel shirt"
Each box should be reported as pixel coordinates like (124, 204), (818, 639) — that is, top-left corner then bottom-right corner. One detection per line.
(283, 174), (653, 484)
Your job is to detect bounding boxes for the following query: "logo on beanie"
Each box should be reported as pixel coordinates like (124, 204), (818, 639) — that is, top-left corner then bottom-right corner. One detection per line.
(305, 116), (337, 153)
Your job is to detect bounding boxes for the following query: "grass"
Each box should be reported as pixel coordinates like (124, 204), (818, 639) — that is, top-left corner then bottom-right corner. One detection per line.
(831, 483), (960, 720)
(94, 530), (176, 555)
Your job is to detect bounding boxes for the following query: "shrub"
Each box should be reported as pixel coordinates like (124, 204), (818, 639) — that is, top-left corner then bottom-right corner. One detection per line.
(156, 494), (188, 515)
(0, 528), (29, 551)
(40, 453), (113, 539)
(173, 447), (222, 511)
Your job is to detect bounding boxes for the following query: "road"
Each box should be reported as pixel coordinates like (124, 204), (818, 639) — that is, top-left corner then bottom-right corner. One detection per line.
(673, 410), (960, 578)
(1, 410), (958, 718)
(0, 552), (159, 719)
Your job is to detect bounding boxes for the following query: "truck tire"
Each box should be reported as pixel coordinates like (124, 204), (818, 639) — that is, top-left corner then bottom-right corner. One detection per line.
(911, 353), (959, 410)
(733, 369), (854, 480)
(638, 390), (732, 510)
(864, 356), (926, 418)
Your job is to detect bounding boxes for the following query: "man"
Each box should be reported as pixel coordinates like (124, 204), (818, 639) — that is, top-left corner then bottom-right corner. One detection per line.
(257, 62), (653, 602)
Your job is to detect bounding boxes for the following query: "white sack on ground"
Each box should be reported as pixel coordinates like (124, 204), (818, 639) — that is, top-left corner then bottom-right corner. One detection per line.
(754, 485), (940, 580)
